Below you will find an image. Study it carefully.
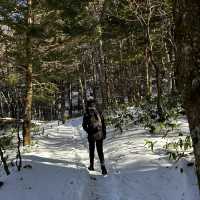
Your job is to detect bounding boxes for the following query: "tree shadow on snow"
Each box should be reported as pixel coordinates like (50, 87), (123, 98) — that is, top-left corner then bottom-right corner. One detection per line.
(2, 156), (90, 200)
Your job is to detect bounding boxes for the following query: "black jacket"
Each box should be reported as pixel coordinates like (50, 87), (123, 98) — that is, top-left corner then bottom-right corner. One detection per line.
(82, 111), (106, 140)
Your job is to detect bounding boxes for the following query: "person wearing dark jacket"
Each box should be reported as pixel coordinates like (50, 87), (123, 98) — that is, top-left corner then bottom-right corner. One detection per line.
(82, 99), (107, 175)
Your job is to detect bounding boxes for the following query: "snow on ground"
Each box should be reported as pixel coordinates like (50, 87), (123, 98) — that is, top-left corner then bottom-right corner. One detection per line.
(0, 117), (200, 200)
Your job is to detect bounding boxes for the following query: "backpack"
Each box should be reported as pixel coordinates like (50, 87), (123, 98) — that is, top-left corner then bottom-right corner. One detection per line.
(89, 109), (103, 140)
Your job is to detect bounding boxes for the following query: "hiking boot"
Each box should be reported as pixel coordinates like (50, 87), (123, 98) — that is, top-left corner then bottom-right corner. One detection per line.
(101, 165), (107, 175)
(88, 165), (94, 171)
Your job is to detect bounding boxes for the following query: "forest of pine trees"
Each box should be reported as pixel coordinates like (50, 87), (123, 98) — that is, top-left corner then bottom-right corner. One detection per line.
(0, 0), (200, 190)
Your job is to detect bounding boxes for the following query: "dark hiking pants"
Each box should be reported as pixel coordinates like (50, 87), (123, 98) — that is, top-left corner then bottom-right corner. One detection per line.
(88, 139), (105, 166)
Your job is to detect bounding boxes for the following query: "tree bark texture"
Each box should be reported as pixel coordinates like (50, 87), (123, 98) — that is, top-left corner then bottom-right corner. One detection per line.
(174, 0), (200, 189)
(23, 0), (33, 146)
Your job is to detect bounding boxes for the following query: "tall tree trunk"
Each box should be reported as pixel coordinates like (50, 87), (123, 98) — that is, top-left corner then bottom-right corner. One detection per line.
(164, 41), (175, 94)
(0, 94), (4, 117)
(23, 0), (33, 146)
(68, 82), (73, 117)
(79, 74), (85, 112)
(145, 47), (152, 97)
(97, 37), (106, 110)
(153, 62), (163, 120)
(174, 0), (200, 189)
(60, 81), (66, 124)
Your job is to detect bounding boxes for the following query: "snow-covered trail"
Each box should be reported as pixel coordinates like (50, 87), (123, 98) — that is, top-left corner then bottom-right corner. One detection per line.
(68, 118), (199, 200)
(1, 119), (91, 200)
(1, 117), (200, 200)
(78, 117), (199, 200)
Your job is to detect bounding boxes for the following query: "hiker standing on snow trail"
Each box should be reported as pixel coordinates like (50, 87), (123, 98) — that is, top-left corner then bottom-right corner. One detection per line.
(82, 98), (107, 175)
